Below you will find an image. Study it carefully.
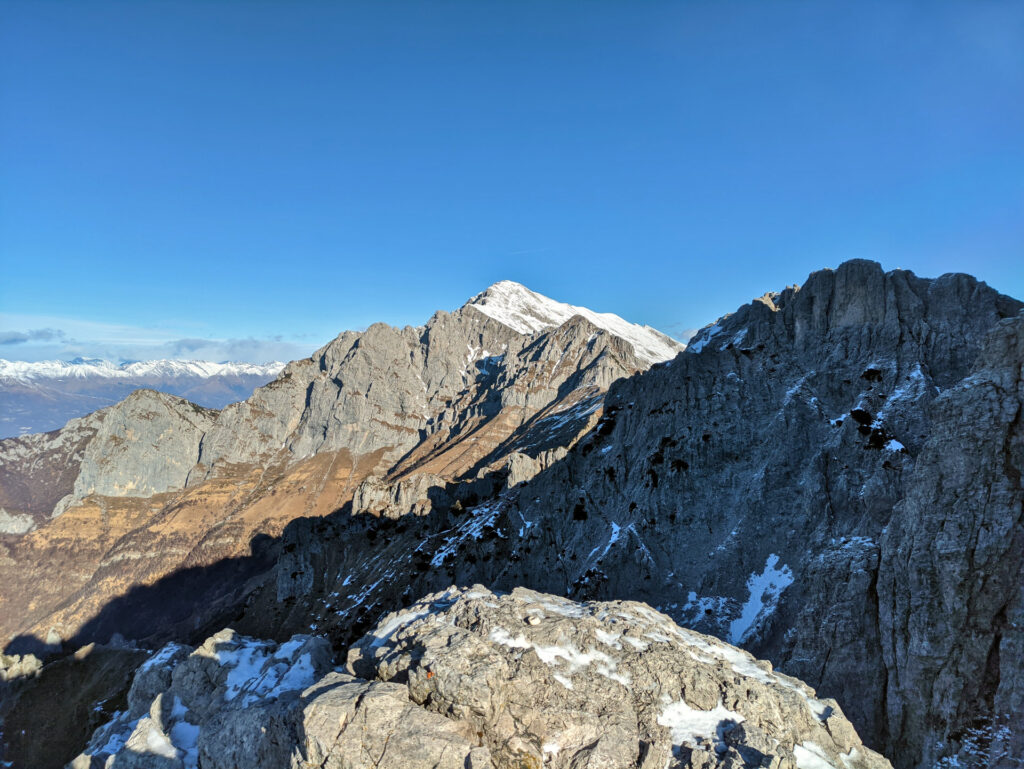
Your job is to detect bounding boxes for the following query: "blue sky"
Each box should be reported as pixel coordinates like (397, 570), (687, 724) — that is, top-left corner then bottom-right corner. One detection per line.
(2, 1), (1022, 362)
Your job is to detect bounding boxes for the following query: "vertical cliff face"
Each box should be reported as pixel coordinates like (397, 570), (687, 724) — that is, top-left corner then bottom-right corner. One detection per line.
(878, 314), (1024, 768)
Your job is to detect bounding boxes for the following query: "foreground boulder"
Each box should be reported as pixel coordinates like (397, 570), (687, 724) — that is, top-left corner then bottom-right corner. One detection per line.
(71, 586), (890, 769)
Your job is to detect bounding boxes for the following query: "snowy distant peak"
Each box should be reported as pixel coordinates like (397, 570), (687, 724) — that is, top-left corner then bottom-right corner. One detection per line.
(466, 280), (685, 365)
(0, 358), (286, 383)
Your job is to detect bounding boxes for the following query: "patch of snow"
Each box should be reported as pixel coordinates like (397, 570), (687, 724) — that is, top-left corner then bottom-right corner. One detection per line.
(721, 328), (748, 351)
(372, 607), (440, 648)
(138, 642), (187, 674)
(144, 722), (179, 759)
(728, 554), (794, 644)
(621, 636), (649, 651)
(430, 503), (502, 567)
(489, 626), (630, 686)
(884, 439), (905, 452)
(594, 628), (622, 649)
(588, 522), (622, 561)
(552, 674), (574, 690)
(794, 742), (837, 769)
(169, 719), (200, 769)
(214, 637), (321, 705)
(657, 698), (744, 749)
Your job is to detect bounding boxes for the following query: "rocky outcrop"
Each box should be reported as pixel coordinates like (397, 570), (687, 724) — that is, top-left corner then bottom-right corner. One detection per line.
(0, 391), (215, 530)
(878, 314), (1024, 768)
(60, 390), (216, 513)
(352, 472), (448, 518)
(72, 586), (889, 769)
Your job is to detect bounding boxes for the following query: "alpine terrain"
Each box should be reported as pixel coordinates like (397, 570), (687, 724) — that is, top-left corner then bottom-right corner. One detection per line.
(0, 263), (1021, 769)
(0, 359), (285, 439)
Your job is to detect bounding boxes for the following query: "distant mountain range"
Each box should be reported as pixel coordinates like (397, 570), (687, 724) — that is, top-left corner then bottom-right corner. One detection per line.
(0, 358), (284, 438)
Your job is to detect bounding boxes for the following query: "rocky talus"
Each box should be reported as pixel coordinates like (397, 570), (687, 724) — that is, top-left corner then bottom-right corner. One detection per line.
(71, 586), (890, 769)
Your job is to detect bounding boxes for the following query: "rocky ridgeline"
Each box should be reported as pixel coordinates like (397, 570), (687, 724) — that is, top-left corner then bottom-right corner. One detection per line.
(72, 586), (890, 769)
(188, 289), (676, 481)
(247, 262), (1022, 768)
(0, 283), (679, 537)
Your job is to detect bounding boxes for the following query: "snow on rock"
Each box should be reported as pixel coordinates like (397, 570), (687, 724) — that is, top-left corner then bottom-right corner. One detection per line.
(71, 631), (334, 769)
(71, 587), (889, 769)
(467, 281), (684, 365)
(729, 553), (794, 644)
(347, 585), (892, 769)
(657, 698), (744, 750)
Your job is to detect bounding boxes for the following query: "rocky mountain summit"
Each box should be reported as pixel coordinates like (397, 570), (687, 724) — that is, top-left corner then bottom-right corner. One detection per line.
(71, 586), (890, 769)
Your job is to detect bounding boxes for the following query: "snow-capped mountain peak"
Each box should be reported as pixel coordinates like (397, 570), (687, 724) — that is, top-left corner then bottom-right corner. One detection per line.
(0, 358), (285, 383)
(466, 281), (685, 365)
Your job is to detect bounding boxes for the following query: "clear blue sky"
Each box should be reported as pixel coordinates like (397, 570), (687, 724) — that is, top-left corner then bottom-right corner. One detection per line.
(2, 1), (1022, 362)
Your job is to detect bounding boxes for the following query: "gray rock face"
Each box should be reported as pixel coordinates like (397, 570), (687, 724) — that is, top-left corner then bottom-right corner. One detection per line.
(72, 586), (888, 769)
(352, 472), (449, 518)
(877, 314), (1024, 769)
(350, 586), (891, 769)
(66, 390), (215, 507)
(480, 261), (1022, 761)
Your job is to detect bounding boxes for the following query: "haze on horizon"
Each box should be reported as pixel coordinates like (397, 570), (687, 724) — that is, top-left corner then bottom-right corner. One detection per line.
(2, 1), (1022, 364)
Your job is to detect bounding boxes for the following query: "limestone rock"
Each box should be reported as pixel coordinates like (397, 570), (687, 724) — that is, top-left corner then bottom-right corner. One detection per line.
(68, 390), (215, 504)
(352, 472), (449, 519)
(349, 585), (891, 769)
(248, 261), (1023, 768)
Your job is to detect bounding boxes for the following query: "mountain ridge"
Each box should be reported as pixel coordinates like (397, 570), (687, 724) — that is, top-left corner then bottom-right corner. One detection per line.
(1, 262), (1021, 769)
